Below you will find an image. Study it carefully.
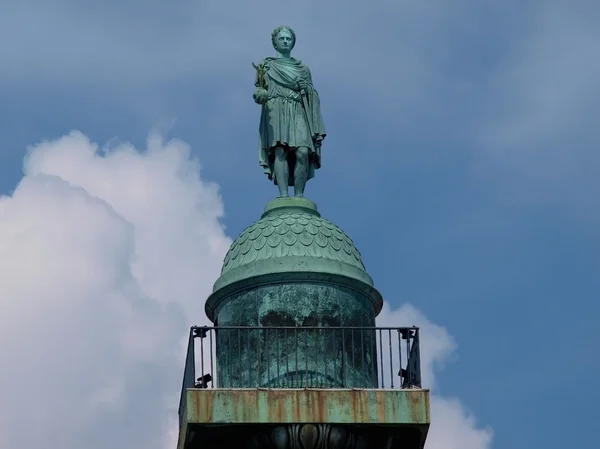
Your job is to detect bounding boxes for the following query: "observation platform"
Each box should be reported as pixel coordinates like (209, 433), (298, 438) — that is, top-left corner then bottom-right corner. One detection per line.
(176, 326), (430, 449)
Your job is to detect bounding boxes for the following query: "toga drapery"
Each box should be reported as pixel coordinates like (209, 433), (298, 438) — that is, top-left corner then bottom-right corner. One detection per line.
(255, 57), (326, 186)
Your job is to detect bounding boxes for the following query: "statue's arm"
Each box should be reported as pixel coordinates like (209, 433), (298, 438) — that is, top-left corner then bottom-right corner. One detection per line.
(253, 60), (269, 105)
(253, 87), (268, 105)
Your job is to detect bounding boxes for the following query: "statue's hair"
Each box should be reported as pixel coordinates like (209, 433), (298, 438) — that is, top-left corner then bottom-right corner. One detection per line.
(271, 26), (296, 49)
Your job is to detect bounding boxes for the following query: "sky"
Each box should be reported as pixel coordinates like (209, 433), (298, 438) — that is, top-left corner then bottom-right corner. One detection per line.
(0, 1), (598, 448)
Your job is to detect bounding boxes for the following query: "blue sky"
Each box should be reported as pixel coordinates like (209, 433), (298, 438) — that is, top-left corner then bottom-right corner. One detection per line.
(1, 1), (598, 448)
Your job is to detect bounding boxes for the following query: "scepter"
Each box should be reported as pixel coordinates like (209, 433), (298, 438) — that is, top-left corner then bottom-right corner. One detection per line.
(252, 62), (267, 89)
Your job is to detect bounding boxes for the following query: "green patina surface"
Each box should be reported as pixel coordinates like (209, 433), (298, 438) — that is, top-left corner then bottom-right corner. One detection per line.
(253, 26), (327, 198)
(208, 198), (380, 305)
(179, 25), (431, 449)
(185, 388), (430, 425)
(206, 198), (385, 389)
(220, 198), (365, 277)
(214, 283), (378, 388)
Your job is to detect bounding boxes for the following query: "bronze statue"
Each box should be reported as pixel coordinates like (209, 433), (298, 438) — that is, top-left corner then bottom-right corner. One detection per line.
(253, 26), (326, 198)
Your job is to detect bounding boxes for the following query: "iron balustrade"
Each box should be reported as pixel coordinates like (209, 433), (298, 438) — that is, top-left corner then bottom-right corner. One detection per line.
(178, 326), (421, 426)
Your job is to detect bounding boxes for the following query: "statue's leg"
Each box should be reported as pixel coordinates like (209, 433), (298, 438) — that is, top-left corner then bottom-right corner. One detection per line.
(274, 146), (289, 198)
(293, 146), (309, 198)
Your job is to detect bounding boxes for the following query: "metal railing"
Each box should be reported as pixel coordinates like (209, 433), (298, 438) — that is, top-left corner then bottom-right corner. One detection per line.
(178, 326), (421, 425)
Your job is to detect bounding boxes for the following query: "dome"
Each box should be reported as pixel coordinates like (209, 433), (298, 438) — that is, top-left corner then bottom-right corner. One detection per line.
(221, 199), (365, 275)
(207, 197), (382, 321)
(211, 197), (376, 294)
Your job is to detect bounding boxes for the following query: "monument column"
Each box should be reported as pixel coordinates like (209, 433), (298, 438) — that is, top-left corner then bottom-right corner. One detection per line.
(175, 26), (430, 449)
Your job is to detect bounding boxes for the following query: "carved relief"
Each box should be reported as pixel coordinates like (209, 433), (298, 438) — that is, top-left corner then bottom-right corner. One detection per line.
(248, 424), (379, 449)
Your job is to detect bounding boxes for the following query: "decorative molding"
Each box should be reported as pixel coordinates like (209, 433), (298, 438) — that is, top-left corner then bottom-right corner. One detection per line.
(206, 265), (382, 321)
(249, 424), (387, 449)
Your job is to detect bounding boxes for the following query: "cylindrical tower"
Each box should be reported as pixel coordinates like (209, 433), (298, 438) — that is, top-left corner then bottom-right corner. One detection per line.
(176, 25), (429, 449)
(205, 197), (383, 388)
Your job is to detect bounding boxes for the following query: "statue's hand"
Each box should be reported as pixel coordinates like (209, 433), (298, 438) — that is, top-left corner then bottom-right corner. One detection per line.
(297, 79), (309, 92)
(253, 88), (268, 105)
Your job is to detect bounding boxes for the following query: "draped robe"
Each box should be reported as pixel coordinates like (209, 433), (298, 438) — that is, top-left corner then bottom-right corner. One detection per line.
(255, 57), (327, 186)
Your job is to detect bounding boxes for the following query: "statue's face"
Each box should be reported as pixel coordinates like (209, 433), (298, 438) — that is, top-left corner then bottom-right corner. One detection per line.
(274, 29), (294, 53)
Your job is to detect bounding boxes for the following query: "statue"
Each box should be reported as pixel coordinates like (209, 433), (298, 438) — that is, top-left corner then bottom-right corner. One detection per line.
(253, 26), (327, 198)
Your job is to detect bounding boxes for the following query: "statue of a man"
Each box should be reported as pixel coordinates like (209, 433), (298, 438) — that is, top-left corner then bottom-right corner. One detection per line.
(253, 26), (326, 198)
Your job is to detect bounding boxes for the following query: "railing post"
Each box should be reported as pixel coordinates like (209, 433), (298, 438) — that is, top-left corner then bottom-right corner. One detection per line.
(178, 327), (196, 427)
(411, 328), (422, 388)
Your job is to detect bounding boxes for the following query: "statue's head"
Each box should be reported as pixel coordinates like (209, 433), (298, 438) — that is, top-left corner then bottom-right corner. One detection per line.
(271, 26), (296, 53)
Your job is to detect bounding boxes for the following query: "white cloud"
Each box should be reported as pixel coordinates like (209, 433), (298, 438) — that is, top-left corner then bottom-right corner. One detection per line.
(22, 131), (230, 320)
(378, 303), (493, 449)
(0, 131), (490, 449)
(0, 132), (229, 449)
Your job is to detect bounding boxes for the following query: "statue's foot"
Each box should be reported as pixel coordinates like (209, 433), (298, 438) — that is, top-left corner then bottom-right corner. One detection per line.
(278, 193), (289, 198)
(294, 193), (304, 198)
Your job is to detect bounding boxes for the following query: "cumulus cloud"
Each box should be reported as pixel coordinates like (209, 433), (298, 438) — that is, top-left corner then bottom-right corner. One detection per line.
(0, 132), (490, 449)
(22, 131), (230, 320)
(0, 132), (229, 449)
(378, 303), (493, 449)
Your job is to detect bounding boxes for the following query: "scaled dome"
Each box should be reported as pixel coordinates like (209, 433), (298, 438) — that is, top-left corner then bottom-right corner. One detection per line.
(207, 197), (381, 321)
(221, 203), (365, 275)
(211, 197), (376, 294)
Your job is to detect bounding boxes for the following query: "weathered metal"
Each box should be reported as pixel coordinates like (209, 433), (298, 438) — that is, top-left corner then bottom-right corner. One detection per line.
(178, 388), (430, 449)
(185, 388), (429, 424)
(178, 325), (422, 426)
(205, 199), (385, 384)
(214, 326), (380, 389)
(173, 26), (432, 449)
